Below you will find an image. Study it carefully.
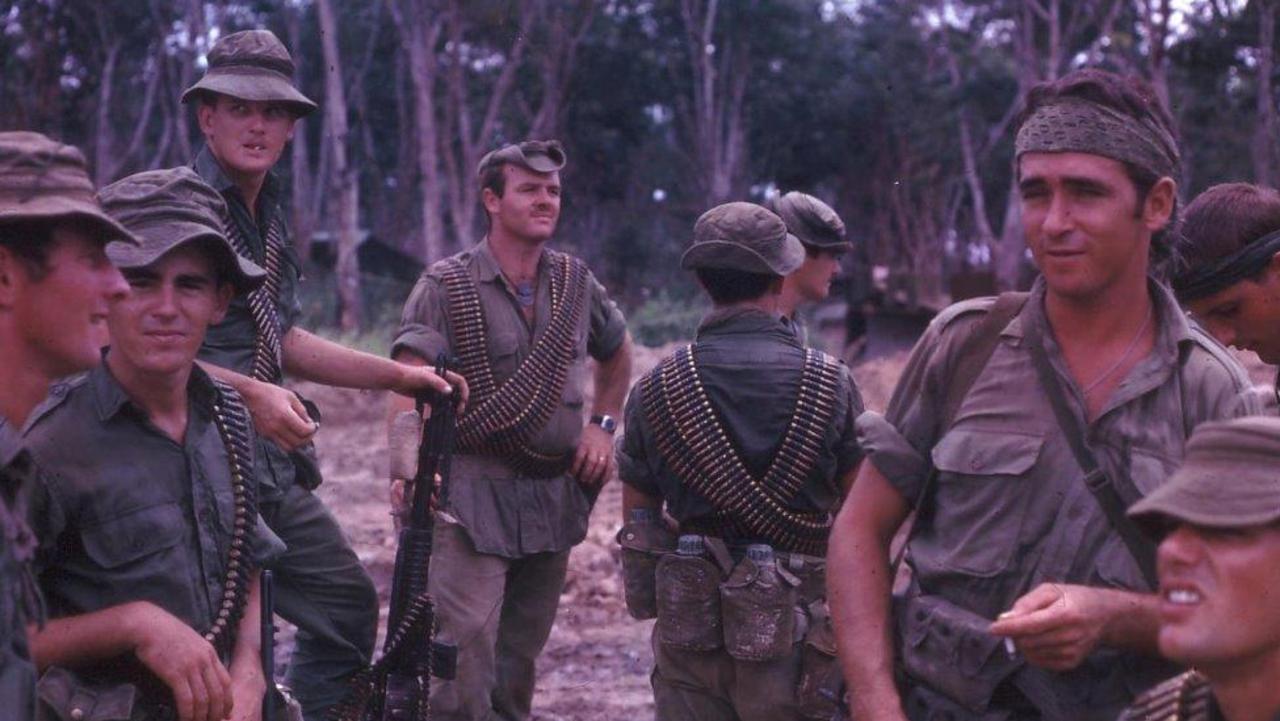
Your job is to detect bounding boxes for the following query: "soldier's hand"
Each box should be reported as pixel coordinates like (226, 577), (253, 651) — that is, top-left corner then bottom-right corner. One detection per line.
(242, 379), (317, 452)
(391, 364), (470, 413)
(389, 474), (443, 526)
(571, 424), (614, 489)
(988, 583), (1107, 671)
(227, 673), (265, 721)
(130, 603), (234, 721)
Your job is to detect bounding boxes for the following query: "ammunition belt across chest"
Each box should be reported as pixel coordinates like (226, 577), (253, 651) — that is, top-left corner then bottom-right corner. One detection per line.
(439, 251), (588, 478)
(220, 205), (287, 384)
(206, 381), (258, 657)
(1122, 671), (1213, 721)
(641, 345), (842, 556)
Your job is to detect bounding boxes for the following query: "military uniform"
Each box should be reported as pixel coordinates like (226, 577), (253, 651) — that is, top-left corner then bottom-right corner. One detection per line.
(0, 420), (40, 721)
(184, 31), (377, 720)
(858, 278), (1261, 721)
(392, 233), (626, 720)
(23, 365), (283, 715)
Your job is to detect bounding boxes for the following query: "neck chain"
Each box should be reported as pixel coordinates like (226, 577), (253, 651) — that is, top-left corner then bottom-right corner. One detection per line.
(1081, 305), (1153, 396)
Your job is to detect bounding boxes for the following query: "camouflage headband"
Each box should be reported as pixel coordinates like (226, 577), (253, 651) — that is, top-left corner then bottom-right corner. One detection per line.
(1015, 98), (1180, 181)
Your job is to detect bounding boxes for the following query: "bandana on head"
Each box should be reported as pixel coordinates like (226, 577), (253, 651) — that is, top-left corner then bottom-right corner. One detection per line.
(1015, 98), (1181, 181)
(1173, 228), (1280, 302)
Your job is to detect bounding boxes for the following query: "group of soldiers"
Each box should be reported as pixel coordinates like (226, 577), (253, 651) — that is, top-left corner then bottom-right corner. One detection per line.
(2, 24), (1280, 721)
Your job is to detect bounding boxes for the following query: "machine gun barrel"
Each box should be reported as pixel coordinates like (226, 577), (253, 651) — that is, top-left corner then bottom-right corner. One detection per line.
(262, 569), (276, 721)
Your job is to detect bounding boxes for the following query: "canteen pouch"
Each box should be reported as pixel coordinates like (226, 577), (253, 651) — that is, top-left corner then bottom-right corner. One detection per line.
(797, 604), (845, 720)
(897, 593), (1020, 714)
(719, 555), (798, 662)
(617, 521), (676, 620)
(655, 552), (723, 650)
(36, 667), (139, 721)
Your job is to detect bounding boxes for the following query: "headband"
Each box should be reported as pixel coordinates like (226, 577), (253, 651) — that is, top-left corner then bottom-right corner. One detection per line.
(1015, 98), (1180, 181)
(1173, 228), (1280, 301)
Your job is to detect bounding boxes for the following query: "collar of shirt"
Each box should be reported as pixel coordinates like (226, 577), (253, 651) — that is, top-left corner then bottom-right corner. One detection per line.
(192, 145), (281, 216)
(0, 419), (24, 471)
(90, 362), (221, 424)
(695, 306), (797, 344)
(472, 236), (551, 288)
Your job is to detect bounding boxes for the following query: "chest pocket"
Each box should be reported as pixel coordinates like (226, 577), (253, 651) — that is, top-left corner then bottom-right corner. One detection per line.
(928, 428), (1044, 577)
(80, 502), (184, 574)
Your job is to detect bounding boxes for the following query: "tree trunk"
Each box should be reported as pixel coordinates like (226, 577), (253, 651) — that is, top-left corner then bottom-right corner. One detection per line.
(287, 4), (316, 262)
(391, 0), (448, 264)
(1256, 0), (1277, 186)
(316, 0), (362, 331)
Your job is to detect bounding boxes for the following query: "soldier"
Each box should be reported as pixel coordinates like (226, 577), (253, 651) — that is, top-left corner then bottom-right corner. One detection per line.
(768, 191), (851, 345)
(179, 30), (460, 719)
(1119, 416), (1280, 721)
(1171, 182), (1280, 373)
(0, 131), (134, 721)
(826, 68), (1263, 721)
(616, 201), (865, 720)
(389, 139), (632, 720)
(23, 167), (282, 721)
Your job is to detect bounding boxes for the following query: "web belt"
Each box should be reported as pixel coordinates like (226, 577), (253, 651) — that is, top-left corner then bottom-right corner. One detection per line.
(220, 204), (286, 384)
(440, 251), (588, 478)
(642, 345), (842, 556)
(206, 380), (258, 658)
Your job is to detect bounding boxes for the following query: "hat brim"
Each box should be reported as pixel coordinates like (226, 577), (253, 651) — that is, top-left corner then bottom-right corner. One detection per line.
(182, 70), (317, 117)
(1128, 464), (1280, 537)
(797, 237), (854, 253)
(107, 225), (266, 293)
(680, 232), (805, 276)
(0, 195), (139, 246)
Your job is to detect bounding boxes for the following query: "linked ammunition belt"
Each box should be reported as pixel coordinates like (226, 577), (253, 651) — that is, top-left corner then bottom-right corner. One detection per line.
(206, 381), (258, 657)
(220, 205), (286, 384)
(1120, 671), (1212, 721)
(328, 592), (437, 721)
(440, 251), (588, 478)
(642, 345), (841, 556)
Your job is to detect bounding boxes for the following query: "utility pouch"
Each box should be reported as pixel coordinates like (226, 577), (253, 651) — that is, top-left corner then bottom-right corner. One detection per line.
(617, 521), (676, 620)
(289, 396), (323, 491)
(655, 552), (723, 650)
(897, 593), (1020, 714)
(36, 667), (146, 721)
(796, 603), (845, 720)
(719, 556), (798, 662)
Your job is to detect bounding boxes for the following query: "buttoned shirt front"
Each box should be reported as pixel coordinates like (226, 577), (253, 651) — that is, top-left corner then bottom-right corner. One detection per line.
(0, 419), (39, 721)
(393, 238), (628, 558)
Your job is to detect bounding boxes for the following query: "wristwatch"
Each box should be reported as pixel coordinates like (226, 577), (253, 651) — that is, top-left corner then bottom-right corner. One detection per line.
(590, 414), (618, 434)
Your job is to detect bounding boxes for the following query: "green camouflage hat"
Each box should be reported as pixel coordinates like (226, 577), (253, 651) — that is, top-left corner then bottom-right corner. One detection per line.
(476, 140), (567, 178)
(681, 202), (805, 276)
(766, 191), (850, 252)
(0, 131), (138, 245)
(1129, 415), (1280, 535)
(181, 30), (317, 117)
(99, 167), (265, 292)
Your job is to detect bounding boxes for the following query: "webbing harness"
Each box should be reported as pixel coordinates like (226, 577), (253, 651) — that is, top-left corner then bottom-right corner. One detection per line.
(206, 381), (258, 657)
(440, 251), (588, 478)
(641, 345), (842, 556)
(220, 205), (287, 384)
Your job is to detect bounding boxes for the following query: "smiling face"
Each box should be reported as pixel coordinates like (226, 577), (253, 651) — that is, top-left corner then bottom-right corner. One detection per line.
(0, 224), (129, 378)
(482, 164), (561, 245)
(107, 242), (233, 380)
(1185, 257), (1280, 364)
(1157, 521), (1280, 675)
(1019, 152), (1172, 303)
(197, 94), (296, 184)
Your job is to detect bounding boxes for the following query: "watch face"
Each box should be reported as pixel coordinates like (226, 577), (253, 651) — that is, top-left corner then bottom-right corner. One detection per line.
(594, 415), (617, 433)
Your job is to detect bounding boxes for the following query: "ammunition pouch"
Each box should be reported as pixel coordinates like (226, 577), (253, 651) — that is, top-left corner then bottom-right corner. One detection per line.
(36, 668), (152, 721)
(288, 396), (324, 491)
(896, 592), (1021, 714)
(617, 520), (676, 620)
(720, 555), (799, 662)
(655, 552), (724, 650)
(797, 602), (845, 720)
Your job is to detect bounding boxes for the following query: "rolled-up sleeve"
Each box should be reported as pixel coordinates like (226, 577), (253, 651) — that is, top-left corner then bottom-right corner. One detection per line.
(586, 272), (627, 361)
(616, 386), (661, 498)
(833, 368), (866, 476)
(392, 274), (451, 362)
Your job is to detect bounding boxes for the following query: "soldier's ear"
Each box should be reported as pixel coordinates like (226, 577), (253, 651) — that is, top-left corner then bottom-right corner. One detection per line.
(0, 247), (15, 308)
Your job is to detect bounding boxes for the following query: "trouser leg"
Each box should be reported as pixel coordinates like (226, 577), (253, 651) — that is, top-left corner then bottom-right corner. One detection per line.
(650, 627), (738, 721)
(489, 549), (570, 721)
(427, 520), (509, 721)
(262, 482), (378, 721)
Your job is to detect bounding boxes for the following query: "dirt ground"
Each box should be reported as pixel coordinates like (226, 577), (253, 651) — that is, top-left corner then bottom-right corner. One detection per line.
(283, 340), (1274, 721)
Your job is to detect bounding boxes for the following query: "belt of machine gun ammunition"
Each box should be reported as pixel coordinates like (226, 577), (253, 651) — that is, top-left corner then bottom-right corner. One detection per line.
(1121, 671), (1212, 721)
(327, 592), (437, 721)
(642, 345), (841, 556)
(440, 252), (588, 478)
(220, 206), (287, 384)
(206, 381), (258, 657)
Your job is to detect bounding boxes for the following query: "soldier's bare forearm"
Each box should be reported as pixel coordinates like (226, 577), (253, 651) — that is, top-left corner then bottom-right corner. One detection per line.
(28, 602), (152, 670)
(1097, 587), (1162, 655)
(592, 333), (632, 417)
(228, 574), (265, 690)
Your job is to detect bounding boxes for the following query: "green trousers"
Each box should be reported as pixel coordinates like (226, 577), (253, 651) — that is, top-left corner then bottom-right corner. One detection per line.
(260, 481), (378, 721)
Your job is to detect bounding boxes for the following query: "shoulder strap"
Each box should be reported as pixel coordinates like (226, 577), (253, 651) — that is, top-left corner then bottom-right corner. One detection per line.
(1022, 317), (1159, 588)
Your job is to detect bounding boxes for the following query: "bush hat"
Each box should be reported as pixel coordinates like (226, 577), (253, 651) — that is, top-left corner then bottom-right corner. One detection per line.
(99, 167), (265, 292)
(476, 140), (567, 178)
(0, 131), (137, 245)
(1129, 415), (1280, 535)
(182, 30), (317, 117)
(681, 202), (805, 276)
(766, 191), (851, 252)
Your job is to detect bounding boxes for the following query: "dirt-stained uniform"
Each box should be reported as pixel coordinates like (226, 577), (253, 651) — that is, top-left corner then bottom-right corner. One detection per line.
(0, 419), (40, 721)
(392, 237), (626, 720)
(23, 365), (283, 717)
(859, 277), (1260, 721)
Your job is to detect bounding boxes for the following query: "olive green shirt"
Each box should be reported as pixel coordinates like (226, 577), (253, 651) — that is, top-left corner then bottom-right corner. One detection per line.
(192, 146), (304, 500)
(617, 308), (864, 535)
(393, 239), (628, 558)
(859, 278), (1261, 717)
(23, 365), (283, 676)
(0, 419), (39, 721)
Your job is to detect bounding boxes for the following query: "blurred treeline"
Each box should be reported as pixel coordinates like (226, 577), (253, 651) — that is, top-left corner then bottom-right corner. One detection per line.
(1, 0), (1276, 339)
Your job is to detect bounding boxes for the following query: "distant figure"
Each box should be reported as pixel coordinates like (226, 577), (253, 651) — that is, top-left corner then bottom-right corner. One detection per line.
(768, 191), (851, 347)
